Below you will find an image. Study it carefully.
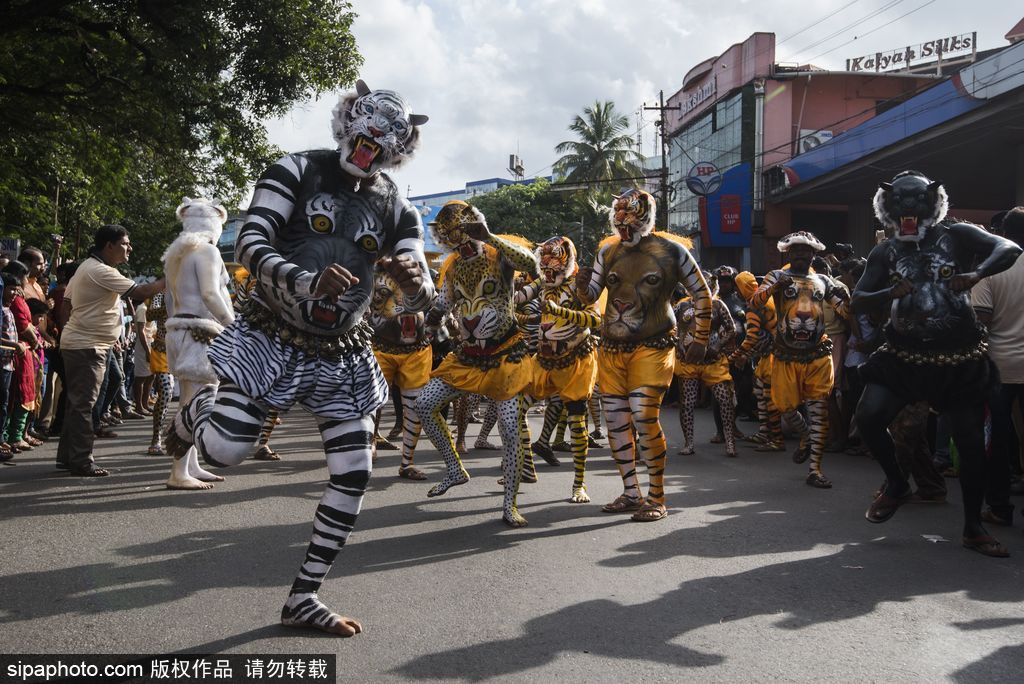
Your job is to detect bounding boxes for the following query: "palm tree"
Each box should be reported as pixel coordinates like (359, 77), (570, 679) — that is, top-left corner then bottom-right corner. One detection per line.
(553, 101), (643, 191)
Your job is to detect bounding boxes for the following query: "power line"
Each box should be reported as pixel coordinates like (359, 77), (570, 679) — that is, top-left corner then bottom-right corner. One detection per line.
(775, 0), (860, 46)
(782, 0), (907, 63)
(805, 0), (939, 63)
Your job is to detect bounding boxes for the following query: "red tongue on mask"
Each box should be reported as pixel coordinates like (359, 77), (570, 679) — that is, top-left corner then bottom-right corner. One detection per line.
(348, 137), (380, 172)
(900, 216), (919, 236)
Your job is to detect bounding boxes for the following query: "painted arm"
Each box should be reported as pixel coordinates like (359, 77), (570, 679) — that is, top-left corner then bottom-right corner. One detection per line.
(731, 309), (762, 360)
(750, 270), (783, 310)
(388, 197), (435, 312)
(426, 274), (455, 327)
(544, 300), (602, 329)
(825, 275), (850, 320)
(679, 247), (712, 346)
(485, 233), (539, 278)
(235, 154), (319, 298)
(514, 281), (540, 306)
(851, 243), (901, 314)
(948, 221), (1023, 289)
(716, 299), (736, 347)
(196, 243), (236, 327)
(577, 245), (609, 305)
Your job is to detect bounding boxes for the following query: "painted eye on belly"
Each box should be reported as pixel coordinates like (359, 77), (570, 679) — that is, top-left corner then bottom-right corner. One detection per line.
(938, 265), (954, 279)
(481, 280), (497, 296)
(359, 235), (380, 252)
(310, 214), (333, 234)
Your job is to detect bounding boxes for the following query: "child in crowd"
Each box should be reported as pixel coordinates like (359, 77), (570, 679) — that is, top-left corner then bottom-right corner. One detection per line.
(27, 298), (54, 439)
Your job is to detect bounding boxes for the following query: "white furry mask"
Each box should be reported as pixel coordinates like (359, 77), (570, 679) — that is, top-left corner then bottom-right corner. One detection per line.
(175, 197), (227, 244)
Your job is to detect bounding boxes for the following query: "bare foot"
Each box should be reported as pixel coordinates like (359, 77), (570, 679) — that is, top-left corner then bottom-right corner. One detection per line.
(166, 477), (214, 491)
(427, 469), (469, 497)
(570, 486), (591, 503)
(503, 508), (528, 528)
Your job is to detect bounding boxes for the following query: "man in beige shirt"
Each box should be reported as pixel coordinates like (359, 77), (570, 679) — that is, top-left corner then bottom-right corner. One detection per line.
(56, 225), (164, 476)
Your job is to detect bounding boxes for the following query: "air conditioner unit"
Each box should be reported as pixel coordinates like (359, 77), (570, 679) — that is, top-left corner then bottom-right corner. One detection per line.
(799, 129), (833, 153)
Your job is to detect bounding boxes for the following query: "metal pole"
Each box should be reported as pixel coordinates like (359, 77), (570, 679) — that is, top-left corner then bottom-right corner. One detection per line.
(659, 89), (669, 228)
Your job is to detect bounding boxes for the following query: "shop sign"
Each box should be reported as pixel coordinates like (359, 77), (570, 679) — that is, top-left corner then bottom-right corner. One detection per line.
(685, 162), (722, 197)
(720, 195), (742, 233)
(845, 32), (975, 72)
(681, 79), (716, 115)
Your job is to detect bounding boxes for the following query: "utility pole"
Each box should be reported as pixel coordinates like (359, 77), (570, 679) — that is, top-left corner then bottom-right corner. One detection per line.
(644, 90), (680, 229)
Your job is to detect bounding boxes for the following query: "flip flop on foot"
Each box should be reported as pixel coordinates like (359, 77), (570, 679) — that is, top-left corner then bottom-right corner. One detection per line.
(805, 472), (832, 488)
(253, 445), (281, 461)
(398, 465), (428, 480)
(962, 534), (1010, 558)
(601, 493), (645, 513)
(631, 501), (668, 522)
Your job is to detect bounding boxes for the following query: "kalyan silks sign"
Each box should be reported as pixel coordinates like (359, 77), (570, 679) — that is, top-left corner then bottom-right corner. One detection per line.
(845, 32), (976, 73)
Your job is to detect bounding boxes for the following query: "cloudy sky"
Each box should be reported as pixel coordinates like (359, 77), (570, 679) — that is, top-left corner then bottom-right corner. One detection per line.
(265, 0), (1022, 199)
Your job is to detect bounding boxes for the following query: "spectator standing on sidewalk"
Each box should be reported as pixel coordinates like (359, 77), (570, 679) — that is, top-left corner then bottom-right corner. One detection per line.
(55, 225), (164, 477)
(971, 207), (1024, 526)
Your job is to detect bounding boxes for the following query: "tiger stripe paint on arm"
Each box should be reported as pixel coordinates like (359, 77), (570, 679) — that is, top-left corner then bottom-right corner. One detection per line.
(678, 249), (713, 345)
(750, 270), (782, 311)
(237, 154), (318, 297)
(733, 309), (763, 359)
(544, 301), (602, 330)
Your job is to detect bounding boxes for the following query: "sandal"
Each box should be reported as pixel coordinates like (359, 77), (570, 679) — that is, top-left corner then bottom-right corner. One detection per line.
(755, 440), (785, 452)
(805, 472), (833, 489)
(147, 445), (166, 456)
(962, 534), (1010, 558)
(94, 429), (118, 439)
(980, 508), (1013, 527)
(70, 465), (109, 477)
(253, 445), (281, 461)
(601, 494), (645, 513)
(398, 465), (428, 481)
(24, 436), (44, 447)
(865, 488), (912, 523)
(631, 501), (668, 522)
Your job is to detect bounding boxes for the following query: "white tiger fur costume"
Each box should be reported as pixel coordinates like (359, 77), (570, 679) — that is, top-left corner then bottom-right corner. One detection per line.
(162, 197), (234, 491)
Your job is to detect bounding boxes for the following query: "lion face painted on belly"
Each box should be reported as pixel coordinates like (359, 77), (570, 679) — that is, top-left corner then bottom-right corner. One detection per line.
(602, 238), (680, 342)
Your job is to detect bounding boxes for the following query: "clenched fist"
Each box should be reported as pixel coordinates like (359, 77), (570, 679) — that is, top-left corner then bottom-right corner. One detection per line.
(889, 275), (914, 299)
(576, 266), (594, 301)
(379, 254), (425, 296)
(313, 264), (359, 300)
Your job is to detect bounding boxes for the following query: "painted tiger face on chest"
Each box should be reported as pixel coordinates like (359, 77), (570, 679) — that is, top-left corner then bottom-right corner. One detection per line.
(537, 282), (588, 357)
(776, 275), (827, 349)
(450, 248), (516, 353)
(888, 233), (972, 339)
(369, 265), (424, 345)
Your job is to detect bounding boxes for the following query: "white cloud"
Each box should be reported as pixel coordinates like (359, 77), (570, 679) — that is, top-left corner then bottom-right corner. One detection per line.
(264, 0), (1022, 198)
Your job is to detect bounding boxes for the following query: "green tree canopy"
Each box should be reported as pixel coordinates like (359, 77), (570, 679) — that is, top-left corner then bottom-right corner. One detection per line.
(469, 179), (613, 265)
(553, 101), (643, 192)
(0, 0), (362, 273)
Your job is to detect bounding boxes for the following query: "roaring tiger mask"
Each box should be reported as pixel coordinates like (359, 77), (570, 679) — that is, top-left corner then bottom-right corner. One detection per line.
(873, 170), (948, 244)
(331, 80), (428, 179)
(536, 236), (577, 288)
(610, 189), (656, 247)
(603, 236), (681, 342)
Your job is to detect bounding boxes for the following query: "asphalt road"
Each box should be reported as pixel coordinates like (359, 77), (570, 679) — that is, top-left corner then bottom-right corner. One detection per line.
(2, 402), (1023, 682)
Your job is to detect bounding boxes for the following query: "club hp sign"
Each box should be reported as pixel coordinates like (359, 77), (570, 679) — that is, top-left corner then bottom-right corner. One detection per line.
(685, 162), (722, 196)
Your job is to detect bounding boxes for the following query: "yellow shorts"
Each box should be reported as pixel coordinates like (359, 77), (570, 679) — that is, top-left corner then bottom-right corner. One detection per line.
(530, 350), (598, 402)
(374, 344), (432, 390)
(754, 354), (773, 383)
(674, 356), (732, 386)
(770, 354), (833, 412)
(597, 345), (674, 397)
(432, 341), (534, 401)
(150, 349), (169, 374)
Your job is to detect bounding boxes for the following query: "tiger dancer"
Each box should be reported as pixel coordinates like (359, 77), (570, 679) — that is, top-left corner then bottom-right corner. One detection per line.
(165, 81), (432, 636)
(730, 271), (785, 452)
(368, 258), (433, 480)
(674, 272), (738, 458)
(415, 200), (540, 527)
(517, 236), (602, 502)
(578, 189), (712, 522)
(750, 231), (849, 488)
